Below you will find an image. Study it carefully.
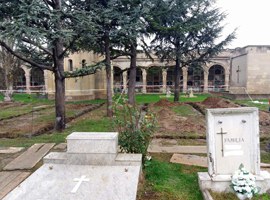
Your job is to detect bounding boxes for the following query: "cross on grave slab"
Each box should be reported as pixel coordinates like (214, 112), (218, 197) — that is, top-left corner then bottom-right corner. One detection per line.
(216, 127), (227, 157)
(236, 66), (241, 83)
(71, 175), (90, 193)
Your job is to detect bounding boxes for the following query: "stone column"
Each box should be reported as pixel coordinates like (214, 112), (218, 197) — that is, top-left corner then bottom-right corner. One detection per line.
(162, 69), (167, 93)
(25, 69), (31, 94)
(44, 70), (49, 94)
(122, 71), (127, 93)
(182, 67), (188, 93)
(203, 70), (209, 93)
(225, 73), (230, 91)
(142, 69), (147, 94)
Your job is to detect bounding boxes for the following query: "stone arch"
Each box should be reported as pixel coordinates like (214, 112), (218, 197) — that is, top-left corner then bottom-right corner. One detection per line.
(147, 63), (165, 68)
(13, 67), (26, 90)
(126, 67), (143, 92)
(113, 66), (122, 85)
(187, 66), (204, 91)
(208, 64), (225, 88)
(166, 66), (183, 87)
(146, 66), (162, 93)
(30, 68), (45, 89)
(81, 59), (86, 68)
(68, 59), (73, 71)
(113, 66), (122, 93)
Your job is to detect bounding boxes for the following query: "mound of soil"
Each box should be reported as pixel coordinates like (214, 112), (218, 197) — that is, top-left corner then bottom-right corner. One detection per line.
(154, 106), (206, 137)
(154, 99), (180, 107)
(0, 102), (25, 109)
(201, 97), (239, 108)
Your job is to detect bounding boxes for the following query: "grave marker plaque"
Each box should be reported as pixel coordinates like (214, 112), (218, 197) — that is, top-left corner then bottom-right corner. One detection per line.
(207, 107), (260, 176)
(198, 107), (270, 194)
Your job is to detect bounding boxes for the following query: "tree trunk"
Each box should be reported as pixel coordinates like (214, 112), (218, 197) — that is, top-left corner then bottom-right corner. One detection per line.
(54, 70), (66, 131)
(54, 0), (66, 131)
(128, 43), (137, 105)
(105, 32), (113, 117)
(174, 57), (180, 102)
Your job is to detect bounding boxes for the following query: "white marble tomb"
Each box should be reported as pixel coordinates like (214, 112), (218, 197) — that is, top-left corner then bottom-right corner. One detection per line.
(198, 107), (270, 193)
(3, 132), (142, 200)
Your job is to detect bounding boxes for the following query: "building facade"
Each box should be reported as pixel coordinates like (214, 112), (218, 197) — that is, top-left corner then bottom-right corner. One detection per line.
(1, 45), (270, 99)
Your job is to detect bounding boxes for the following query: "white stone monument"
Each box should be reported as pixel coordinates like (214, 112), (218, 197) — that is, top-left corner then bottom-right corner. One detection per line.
(198, 107), (270, 193)
(166, 87), (171, 98)
(3, 132), (142, 200)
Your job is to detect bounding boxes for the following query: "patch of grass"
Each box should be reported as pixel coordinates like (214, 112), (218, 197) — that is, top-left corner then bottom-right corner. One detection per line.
(172, 104), (196, 116)
(210, 191), (270, 200)
(0, 106), (113, 147)
(135, 93), (211, 104)
(0, 104), (33, 120)
(12, 93), (53, 104)
(140, 159), (206, 200)
(261, 152), (270, 164)
(234, 99), (269, 111)
(66, 99), (106, 104)
(177, 139), (206, 146)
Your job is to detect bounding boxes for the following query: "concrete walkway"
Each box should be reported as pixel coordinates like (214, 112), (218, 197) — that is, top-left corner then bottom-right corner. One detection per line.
(148, 139), (207, 154)
(0, 143), (57, 199)
(148, 139), (270, 170)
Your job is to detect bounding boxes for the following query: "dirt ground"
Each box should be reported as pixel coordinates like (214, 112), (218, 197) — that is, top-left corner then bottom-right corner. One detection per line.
(151, 97), (270, 139)
(0, 103), (102, 138)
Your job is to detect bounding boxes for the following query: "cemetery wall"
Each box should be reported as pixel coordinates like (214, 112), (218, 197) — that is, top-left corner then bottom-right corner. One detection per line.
(47, 52), (107, 101)
(246, 49), (270, 94)
(230, 53), (247, 94)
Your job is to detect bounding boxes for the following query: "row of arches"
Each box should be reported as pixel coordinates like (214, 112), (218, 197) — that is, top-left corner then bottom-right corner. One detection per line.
(113, 65), (225, 92)
(0, 67), (45, 90)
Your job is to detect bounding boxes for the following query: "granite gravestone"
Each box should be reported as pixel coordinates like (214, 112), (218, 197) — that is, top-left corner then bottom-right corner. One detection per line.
(198, 107), (270, 193)
(3, 132), (142, 200)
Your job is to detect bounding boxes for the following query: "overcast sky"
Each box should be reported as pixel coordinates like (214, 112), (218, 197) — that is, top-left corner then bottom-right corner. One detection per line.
(216, 0), (270, 48)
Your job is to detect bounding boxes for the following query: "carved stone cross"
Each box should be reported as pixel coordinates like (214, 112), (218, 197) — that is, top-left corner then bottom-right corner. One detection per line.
(236, 66), (241, 83)
(71, 175), (90, 193)
(217, 128), (227, 157)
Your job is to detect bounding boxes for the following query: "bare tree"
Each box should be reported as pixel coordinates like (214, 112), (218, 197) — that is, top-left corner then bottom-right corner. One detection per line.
(0, 41), (21, 101)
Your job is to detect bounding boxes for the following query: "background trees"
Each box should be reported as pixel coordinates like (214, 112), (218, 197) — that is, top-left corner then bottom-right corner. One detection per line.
(0, 41), (21, 101)
(147, 0), (235, 101)
(0, 0), (235, 130)
(0, 0), (97, 131)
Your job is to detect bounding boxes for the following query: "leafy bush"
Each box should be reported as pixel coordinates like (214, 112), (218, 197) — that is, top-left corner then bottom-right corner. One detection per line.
(113, 98), (156, 163)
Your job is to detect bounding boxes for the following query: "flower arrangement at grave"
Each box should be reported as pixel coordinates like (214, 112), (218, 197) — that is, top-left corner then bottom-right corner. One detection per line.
(231, 164), (259, 199)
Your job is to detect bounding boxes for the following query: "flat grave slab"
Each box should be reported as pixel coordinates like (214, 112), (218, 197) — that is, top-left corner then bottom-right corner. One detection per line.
(0, 171), (30, 199)
(170, 154), (207, 167)
(0, 147), (24, 154)
(148, 143), (207, 154)
(3, 163), (141, 200)
(4, 143), (55, 170)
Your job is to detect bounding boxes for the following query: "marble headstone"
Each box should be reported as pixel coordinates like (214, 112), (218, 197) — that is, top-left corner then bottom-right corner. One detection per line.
(198, 107), (270, 193)
(207, 107), (260, 176)
(3, 132), (142, 200)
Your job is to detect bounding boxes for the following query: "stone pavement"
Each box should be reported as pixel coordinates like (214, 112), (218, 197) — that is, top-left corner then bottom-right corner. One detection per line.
(148, 139), (270, 170)
(0, 143), (56, 199)
(148, 138), (207, 154)
(170, 154), (207, 167)
(4, 143), (55, 171)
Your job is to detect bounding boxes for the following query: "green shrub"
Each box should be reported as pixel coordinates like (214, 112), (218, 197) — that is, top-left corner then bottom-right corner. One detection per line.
(113, 98), (156, 163)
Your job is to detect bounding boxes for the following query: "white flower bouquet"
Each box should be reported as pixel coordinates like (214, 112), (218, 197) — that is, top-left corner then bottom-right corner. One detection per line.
(231, 164), (259, 199)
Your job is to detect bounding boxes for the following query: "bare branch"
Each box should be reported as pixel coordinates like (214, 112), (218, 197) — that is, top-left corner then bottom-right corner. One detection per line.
(22, 38), (53, 56)
(0, 40), (53, 71)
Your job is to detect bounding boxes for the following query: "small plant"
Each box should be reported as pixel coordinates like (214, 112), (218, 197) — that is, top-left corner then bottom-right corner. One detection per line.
(113, 97), (156, 163)
(231, 164), (259, 199)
